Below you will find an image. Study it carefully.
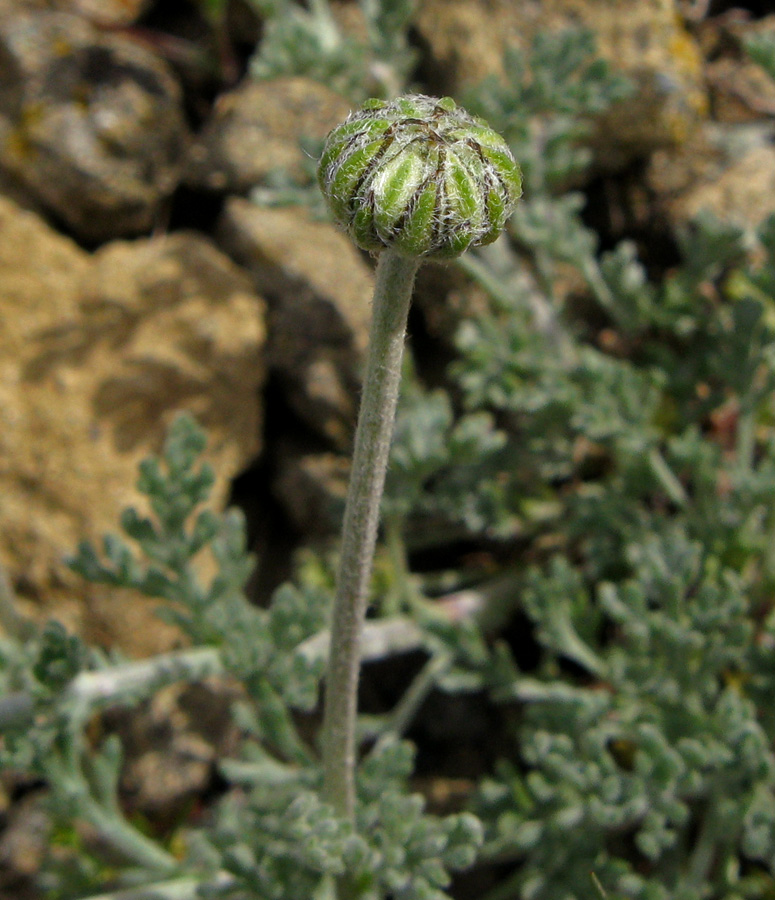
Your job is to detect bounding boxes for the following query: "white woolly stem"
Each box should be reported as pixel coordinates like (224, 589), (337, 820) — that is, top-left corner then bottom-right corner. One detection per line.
(321, 250), (419, 820)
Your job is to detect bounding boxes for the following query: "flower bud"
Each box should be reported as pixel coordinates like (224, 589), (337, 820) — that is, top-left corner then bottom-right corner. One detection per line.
(318, 94), (522, 259)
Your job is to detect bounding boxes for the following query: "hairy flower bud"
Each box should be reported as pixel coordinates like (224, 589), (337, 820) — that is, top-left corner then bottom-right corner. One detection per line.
(318, 94), (522, 259)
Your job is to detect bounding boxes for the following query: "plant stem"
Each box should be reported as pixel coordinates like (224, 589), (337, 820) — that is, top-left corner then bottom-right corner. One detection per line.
(648, 445), (689, 509)
(80, 792), (179, 874)
(322, 250), (419, 820)
(68, 647), (225, 713)
(298, 615), (425, 666)
(81, 872), (236, 900)
(383, 514), (418, 615)
(372, 651), (452, 754)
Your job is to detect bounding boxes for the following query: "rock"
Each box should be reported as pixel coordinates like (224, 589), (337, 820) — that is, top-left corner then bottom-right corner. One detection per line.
(412, 0), (515, 93)
(113, 681), (240, 820)
(642, 12), (775, 233)
(187, 76), (352, 193)
(668, 142), (775, 234)
(707, 56), (775, 124)
(583, 0), (707, 156)
(217, 198), (373, 448)
(0, 794), (50, 890)
(0, 0), (152, 24)
(59, 0), (153, 26)
(413, 262), (494, 348)
(273, 444), (349, 536)
(0, 196), (266, 655)
(647, 122), (775, 233)
(698, 14), (775, 124)
(0, 11), (188, 242)
(414, 0), (707, 160)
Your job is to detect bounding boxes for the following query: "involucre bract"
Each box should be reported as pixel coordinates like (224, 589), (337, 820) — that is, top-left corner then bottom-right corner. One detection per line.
(318, 95), (522, 259)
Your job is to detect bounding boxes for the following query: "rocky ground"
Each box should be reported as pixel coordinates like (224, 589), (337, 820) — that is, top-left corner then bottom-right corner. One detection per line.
(1, 0), (775, 895)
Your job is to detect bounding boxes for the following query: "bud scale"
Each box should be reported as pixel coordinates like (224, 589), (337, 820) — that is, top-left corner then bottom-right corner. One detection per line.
(318, 94), (522, 259)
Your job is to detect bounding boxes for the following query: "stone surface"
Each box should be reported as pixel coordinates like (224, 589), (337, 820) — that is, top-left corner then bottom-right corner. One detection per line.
(707, 57), (775, 123)
(217, 198), (373, 449)
(706, 14), (775, 124)
(0, 0), (152, 23)
(0, 11), (188, 241)
(186, 76), (352, 193)
(647, 123), (775, 232)
(668, 142), (775, 233)
(114, 681), (240, 818)
(414, 0), (707, 159)
(61, 0), (152, 26)
(639, 10), (775, 234)
(0, 196), (266, 654)
(273, 444), (349, 536)
(0, 794), (50, 891)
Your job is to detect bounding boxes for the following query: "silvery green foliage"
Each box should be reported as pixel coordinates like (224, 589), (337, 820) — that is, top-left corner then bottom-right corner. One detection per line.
(354, 741), (482, 900)
(374, 30), (635, 548)
(317, 95), (522, 259)
(249, 0), (416, 99)
(449, 211), (775, 583)
(0, 621), (97, 773)
(427, 138), (775, 900)
(744, 29), (775, 84)
(204, 741), (482, 900)
(1, 415), (483, 899)
(383, 369), (511, 536)
(364, 30), (775, 900)
(6, 23), (775, 900)
(459, 30), (634, 338)
(70, 415), (329, 726)
(475, 532), (775, 900)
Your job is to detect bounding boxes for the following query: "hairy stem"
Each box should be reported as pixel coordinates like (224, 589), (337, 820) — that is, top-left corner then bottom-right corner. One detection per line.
(322, 250), (419, 820)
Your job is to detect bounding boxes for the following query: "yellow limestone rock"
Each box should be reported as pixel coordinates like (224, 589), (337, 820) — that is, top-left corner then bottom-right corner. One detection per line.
(414, 0), (707, 159)
(0, 196), (266, 655)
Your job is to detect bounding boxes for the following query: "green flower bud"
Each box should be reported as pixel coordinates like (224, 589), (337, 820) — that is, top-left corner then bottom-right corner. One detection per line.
(318, 94), (522, 260)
